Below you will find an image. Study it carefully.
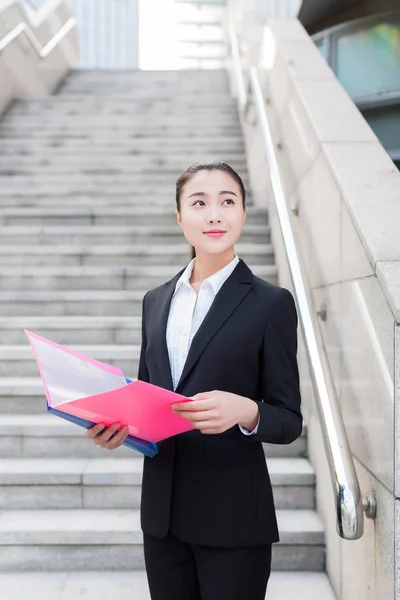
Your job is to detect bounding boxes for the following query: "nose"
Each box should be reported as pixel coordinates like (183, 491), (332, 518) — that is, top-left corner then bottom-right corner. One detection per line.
(206, 207), (222, 224)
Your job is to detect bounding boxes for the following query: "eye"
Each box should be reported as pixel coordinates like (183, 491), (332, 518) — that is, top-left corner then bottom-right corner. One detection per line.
(223, 199), (235, 205)
(193, 200), (205, 206)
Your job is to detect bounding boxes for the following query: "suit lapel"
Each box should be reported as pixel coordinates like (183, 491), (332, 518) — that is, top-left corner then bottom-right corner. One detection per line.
(175, 259), (253, 391)
(154, 258), (253, 392)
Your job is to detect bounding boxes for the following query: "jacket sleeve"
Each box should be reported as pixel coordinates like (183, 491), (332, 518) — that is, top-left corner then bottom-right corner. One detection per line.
(239, 287), (303, 445)
(137, 291), (150, 383)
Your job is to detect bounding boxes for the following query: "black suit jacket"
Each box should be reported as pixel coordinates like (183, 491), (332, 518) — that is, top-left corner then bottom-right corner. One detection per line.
(138, 258), (302, 547)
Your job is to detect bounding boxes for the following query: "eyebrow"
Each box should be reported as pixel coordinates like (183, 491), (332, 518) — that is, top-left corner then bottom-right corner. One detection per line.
(188, 190), (238, 198)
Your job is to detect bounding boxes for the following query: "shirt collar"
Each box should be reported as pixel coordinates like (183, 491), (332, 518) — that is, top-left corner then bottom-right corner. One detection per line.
(175, 254), (240, 295)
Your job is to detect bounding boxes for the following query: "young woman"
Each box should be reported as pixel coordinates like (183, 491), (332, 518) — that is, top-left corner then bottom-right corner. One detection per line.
(87, 161), (303, 600)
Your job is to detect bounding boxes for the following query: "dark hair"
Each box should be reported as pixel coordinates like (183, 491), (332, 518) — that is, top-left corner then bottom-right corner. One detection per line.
(176, 161), (246, 259)
(175, 161), (246, 212)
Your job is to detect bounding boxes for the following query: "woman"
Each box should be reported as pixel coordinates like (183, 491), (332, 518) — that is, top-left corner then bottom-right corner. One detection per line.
(87, 161), (303, 600)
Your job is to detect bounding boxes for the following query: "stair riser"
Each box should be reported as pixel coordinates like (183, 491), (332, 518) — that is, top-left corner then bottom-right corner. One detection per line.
(0, 160), (247, 172)
(0, 435), (307, 459)
(0, 271), (277, 291)
(0, 357), (138, 377)
(0, 141), (245, 151)
(0, 300), (145, 316)
(59, 87), (231, 95)
(0, 545), (324, 572)
(0, 484), (314, 511)
(0, 327), (141, 345)
(10, 101), (237, 111)
(4, 291), (289, 315)
(0, 231), (269, 247)
(1, 117), (241, 128)
(0, 254), (274, 269)
(0, 214), (266, 226)
(0, 126), (243, 137)
(8, 106), (238, 116)
(0, 176), (250, 186)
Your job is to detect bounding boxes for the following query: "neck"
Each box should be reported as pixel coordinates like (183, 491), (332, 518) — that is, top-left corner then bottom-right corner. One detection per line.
(189, 249), (235, 284)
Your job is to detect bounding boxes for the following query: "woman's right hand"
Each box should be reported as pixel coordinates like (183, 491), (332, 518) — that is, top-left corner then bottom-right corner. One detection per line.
(86, 422), (129, 450)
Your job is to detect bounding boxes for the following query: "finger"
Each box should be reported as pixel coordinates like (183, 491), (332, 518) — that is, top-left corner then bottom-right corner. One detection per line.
(95, 423), (122, 445)
(100, 424), (126, 448)
(173, 409), (216, 423)
(104, 426), (130, 450)
(190, 392), (213, 401)
(172, 399), (215, 412)
(86, 423), (105, 439)
(184, 411), (218, 423)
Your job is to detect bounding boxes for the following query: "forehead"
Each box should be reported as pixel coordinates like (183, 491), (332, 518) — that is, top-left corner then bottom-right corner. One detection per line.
(183, 169), (241, 196)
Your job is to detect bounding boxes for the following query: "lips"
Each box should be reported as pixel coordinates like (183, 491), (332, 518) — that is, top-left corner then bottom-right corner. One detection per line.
(206, 231), (225, 237)
(204, 230), (226, 237)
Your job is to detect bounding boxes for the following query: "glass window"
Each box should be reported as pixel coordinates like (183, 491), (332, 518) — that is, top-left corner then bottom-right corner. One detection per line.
(362, 105), (400, 154)
(315, 37), (328, 60)
(335, 15), (400, 99)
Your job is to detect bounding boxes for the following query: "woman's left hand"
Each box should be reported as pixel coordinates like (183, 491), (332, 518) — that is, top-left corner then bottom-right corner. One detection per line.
(171, 390), (259, 435)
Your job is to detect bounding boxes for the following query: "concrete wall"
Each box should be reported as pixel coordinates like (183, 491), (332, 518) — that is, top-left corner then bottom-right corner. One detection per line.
(0, 0), (78, 116)
(233, 16), (400, 600)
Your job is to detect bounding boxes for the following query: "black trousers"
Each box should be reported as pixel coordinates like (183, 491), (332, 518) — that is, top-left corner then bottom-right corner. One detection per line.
(143, 530), (272, 600)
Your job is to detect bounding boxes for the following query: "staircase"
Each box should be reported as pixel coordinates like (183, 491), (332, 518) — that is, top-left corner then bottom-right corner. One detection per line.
(0, 70), (335, 599)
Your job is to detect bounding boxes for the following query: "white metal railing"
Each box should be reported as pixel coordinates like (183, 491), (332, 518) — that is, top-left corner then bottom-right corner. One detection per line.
(228, 19), (377, 540)
(0, 14), (76, 58)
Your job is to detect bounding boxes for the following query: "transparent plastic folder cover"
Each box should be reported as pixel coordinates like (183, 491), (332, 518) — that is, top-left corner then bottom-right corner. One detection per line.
(24, 330), (194, 457)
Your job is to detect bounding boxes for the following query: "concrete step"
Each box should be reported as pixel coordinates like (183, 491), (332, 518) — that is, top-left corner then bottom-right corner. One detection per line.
(8, 101), (239, 114)
(0, 571), (337, 600)
(0, 283), (284, 315)
(0, 290), (148, 316)
(58, 81), (230, 91)
(0, 263), (277, 291)
(0, 182), (248, 195)
(4, 111), (239, 124)
(0, 344), (141, 376)
(0, 457), (315, 510)
(0, 156), (247, 171)
(57, 85), (231, 96)
(0, 195), (251, 207)
(0, 115), (241, 129)
(0, 413), (307, 459)
(0, 508), (325, 571)
(0, 205), (268, 226)
(0, 138), (245, 151)
(0, 125), (243, 137)
(0, 315), (143, 345)
(0, 243), (273, 269)
(0, 174), (250, 187)
(0, 224), (270, 246)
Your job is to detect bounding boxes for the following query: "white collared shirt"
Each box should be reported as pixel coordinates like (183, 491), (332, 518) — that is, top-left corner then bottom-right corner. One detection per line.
(166, 254), (259, 435)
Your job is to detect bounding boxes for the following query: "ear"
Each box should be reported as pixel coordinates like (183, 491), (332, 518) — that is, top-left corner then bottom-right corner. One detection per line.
(176, 210), (184, 230)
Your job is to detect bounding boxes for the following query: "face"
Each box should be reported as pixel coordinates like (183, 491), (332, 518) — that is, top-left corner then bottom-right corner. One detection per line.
(176, 169), (246, 257)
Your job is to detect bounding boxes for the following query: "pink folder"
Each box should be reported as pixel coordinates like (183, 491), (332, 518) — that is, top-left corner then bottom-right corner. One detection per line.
(24, 330), (195, 456)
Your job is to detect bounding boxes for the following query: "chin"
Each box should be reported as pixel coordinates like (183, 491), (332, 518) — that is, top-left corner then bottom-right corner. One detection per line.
(197, 244), (233, 256)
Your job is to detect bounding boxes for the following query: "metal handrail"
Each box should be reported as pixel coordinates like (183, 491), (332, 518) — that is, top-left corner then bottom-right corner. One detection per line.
(0, 15), (76, 58)
(228, 24), (377, 539)
(227, 13), (248, 113)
